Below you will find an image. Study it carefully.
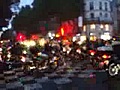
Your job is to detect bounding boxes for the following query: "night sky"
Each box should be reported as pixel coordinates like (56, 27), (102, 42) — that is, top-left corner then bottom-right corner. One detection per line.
(0, 0), (11, 27)
(19, 0), (34, 8)
(0, 0), (12, 19)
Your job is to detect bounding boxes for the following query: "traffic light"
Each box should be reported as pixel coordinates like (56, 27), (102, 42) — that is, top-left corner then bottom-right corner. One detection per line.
(31, 35), (39, 40)
(60, 27), (64, 36)
(16, 33), (26, 41)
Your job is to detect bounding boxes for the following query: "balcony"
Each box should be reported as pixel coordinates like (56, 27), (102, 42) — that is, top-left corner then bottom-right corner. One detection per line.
(84, 17), (113, 24)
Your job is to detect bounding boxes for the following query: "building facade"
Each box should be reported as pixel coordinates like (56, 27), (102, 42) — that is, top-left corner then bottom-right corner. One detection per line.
(112, 0), (120, 35)
(83, 0), (113, 40)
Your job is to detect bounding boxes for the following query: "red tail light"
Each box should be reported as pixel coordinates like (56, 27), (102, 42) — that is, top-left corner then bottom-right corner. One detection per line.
(89, 50), (96, 55)
(102, 54), (111, 59)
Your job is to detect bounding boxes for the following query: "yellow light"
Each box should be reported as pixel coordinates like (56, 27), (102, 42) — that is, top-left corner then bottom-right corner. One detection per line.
(61, 28), (64, 36)
(80, 36), (87, 42)
(102, 55), (108, 59)
(37, 52), (41, 56)
(113, 38), (116, 41)
(22, 40), (31, 47)
(83, 26), (86, 31)
(56, 34), (60, 37)
(29, 40), (36, 46)
(38, 38), (46, 46)
(23, 40), (36, 47)
(90, 36), (97, 41)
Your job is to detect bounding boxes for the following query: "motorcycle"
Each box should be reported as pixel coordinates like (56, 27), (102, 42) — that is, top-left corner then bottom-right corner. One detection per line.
(107, 43), (120, 76)
(48, 50), (65, 70)
(90, 46), (113, 70)
(108, 57), (120, 76)
(8, 49), (35, 73)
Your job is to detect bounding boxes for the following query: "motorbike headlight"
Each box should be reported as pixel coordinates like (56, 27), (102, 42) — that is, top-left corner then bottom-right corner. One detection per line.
(52, 50), (55, 54)
(89, 50), (96, 56)
(63, 48), (66, 52)
(53, 56), (58, 60)
(37, 52), (41, 56)
(0, 48), (2, 52)
(76, 49), (81, 54)
(23, 50), (27, 54)
(82, 46), (87, 50)
(7, 54), (11, 58)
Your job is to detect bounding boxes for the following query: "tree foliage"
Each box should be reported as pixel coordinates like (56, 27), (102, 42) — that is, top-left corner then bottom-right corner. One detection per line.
(13, 6), (38, 34)
(13, 0), (83, 34)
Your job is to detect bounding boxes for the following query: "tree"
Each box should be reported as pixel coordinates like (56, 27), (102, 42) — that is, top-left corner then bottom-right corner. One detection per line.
(13, 5), (39, 35)
(13, 0), (83, 35)
(1, 30), (16, 40)
(44, 0), (82, 21)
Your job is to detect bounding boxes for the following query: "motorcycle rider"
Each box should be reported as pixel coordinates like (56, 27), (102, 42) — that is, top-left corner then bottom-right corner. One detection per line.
(10, 42), (23, 61)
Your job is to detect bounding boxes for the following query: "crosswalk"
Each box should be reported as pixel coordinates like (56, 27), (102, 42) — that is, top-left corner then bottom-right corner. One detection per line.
(0, 64), (107, 90)
(0, 66), (24, 84)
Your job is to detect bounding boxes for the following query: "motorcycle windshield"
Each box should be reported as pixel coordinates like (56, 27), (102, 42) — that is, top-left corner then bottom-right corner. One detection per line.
(97, 46), (113, 51)
(97, 51), (113, 56)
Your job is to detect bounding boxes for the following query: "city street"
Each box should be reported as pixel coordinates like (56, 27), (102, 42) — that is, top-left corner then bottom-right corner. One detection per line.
(0, 60), (119, 90)
(0, 0), (120, 90)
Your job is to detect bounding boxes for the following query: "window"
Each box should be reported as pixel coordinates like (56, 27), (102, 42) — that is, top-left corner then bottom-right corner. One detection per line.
(105, 2), (108, 11)
(99, 2), (102, 10)
(100, 12), (102, 17)
(100, 24), (104, 29)
(90, 2), (94, 10)
(90, 24), (95, 30)
(105, 13), (108, 17)
(83, 26), (86, 32)
(90, 13), (94, 18)
(105, 24), (109, 31)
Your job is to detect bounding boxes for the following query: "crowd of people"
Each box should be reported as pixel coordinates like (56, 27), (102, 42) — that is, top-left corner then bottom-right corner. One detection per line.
(0, 37), (119, 63)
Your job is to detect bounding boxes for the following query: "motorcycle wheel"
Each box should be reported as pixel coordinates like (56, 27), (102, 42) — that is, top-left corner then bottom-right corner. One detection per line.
(108, 63), (119, 76)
